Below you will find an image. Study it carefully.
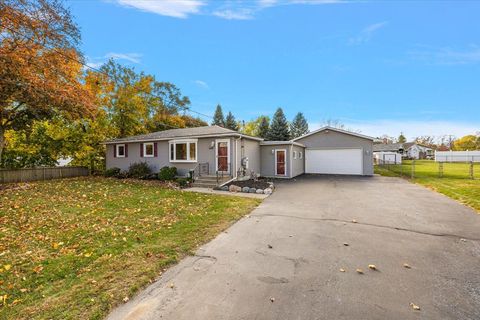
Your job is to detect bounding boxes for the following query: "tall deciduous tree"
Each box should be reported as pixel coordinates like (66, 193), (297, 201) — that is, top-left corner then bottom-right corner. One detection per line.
(225, 111), (238, 131)
(267, 108), (290, 141)
(0, 0), (95, 164)
(212, 104), (225, 127)
(453, 135), (478, 151)
(290, 112), (309, 138)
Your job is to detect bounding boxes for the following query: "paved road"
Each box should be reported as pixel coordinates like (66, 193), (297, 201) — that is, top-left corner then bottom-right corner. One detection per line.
(107, 175), (480, 320)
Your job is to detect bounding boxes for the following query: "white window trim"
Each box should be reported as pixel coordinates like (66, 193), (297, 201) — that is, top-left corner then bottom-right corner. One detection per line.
(293, 151), (297, 159)
(274, 149), (287, 176)
(299, 151), (303, 159)
(143, 142), (154, 158)
(169, 139), (198, 163)
(116, 144), (126, 158)
(215, 139), (231, 173)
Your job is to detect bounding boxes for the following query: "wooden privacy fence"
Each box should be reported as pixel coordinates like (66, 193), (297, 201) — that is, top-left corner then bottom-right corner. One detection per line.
(0, 166), (89, 184)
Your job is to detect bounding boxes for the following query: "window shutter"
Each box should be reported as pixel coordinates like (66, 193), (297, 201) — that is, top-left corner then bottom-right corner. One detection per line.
(140, 143), (144, 157)
(154, 143), (158, 157)
(113, 144), (117, 158)
(125, 144), (128, 157)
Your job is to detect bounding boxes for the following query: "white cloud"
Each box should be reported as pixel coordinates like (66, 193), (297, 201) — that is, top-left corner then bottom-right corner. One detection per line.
(310, 119), (479, 140)
(105, 52), (142, 64)
(194, 80), (209, 89)
(348, 21), (388, 45)
(114, 0), (205, 18)
(408, 45), (480, 65)
(212, 8), (255, 20)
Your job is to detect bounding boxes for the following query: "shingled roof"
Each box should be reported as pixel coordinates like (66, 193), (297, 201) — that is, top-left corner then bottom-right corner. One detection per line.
(104, 125), (262, 144)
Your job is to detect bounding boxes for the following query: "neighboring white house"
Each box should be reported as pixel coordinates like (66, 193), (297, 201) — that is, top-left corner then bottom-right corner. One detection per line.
(373, 142), (434, 160)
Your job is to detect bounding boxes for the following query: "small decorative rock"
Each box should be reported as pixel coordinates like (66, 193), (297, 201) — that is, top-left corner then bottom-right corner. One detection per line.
(256, 189), (264, 194)
(234, 185), (242, 192)
(221, 185), (229, 191)
(264, 188), (273, 195)
(249, 188), (257, 193)
(242, 187), (250, 193)
(229, 185), (238, 192)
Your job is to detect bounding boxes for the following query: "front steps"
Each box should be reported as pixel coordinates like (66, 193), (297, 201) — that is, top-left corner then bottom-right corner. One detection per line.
(191, 175), (231, 188)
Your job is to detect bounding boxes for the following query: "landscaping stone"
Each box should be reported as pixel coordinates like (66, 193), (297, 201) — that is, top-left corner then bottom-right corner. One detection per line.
(264, 188), (273, 195)
(221, 186), (229, 191)
(249, 188), (256, 193)
(256, 189), (264, 194)
(242, 187), (250, 193)
(229, 185), (240, 192)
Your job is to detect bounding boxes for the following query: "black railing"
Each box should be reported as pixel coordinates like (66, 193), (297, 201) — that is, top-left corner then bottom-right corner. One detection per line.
(216, 162), (232, 185)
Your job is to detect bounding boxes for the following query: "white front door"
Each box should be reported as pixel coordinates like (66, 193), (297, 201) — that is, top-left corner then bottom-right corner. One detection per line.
(305, 149), (363, 175)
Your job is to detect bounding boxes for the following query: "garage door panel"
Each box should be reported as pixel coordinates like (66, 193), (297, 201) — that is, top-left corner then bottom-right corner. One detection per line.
(306, 149), (363, 175)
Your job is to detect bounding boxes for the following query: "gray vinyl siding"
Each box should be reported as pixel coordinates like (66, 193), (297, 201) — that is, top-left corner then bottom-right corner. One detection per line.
(242, 138), (261, 175)
(106, 137), (236, 176)
(260, 144), (292, 178)
(295, 130), (374, 176)
(291, 144), (305, 178)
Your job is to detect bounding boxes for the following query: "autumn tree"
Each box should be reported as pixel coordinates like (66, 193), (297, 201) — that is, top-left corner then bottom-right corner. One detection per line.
(453, 135), (478, 151)
(212, 104), (225, 127)
(267, 108), (290, 141)
(290, 112), (309, 138)
(225, 111), (239, 131)
(0, 0), (95, 165)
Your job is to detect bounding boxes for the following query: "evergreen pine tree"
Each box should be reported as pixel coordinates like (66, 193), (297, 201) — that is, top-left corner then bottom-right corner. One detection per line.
(212, 104), (225, 127)
(266, 108), (290, 141)
(225, 111), (239, 131)
(398, 132), (407, 143)
(257, 116), (270, 138)
(290, 112), (309, 138)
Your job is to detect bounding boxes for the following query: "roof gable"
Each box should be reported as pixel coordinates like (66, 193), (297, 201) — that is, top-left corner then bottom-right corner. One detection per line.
(292, 126), (374, 142)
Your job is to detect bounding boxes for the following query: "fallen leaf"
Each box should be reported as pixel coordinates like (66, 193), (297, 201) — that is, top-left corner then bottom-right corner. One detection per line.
(267, 244), (273, 249)
(356, 268), (364, 274)
(123, 296), (129, 303)
(403, 263), (411, 269)
(32, 265), (43, 274)
(410, 302), (420, 310)
(368, 264), (377, 270)
(270, 297), (275, 302)
(169, 283), (175, 289)
(343, 243), (349, 246)
(4, 264), (11, 271)
(352, 219), (357, 223)
(339, 268), (346, 272)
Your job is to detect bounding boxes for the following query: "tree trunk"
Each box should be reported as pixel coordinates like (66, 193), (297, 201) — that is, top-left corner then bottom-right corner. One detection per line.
(0, 125), (5, 167)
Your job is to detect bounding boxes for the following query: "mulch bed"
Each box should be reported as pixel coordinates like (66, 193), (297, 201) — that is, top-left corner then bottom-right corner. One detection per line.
(224, 179), (271, 190)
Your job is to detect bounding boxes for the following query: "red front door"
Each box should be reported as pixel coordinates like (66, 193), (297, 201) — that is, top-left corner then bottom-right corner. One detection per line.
(276, 150), (286, 175)
(217, 141), (229, 172)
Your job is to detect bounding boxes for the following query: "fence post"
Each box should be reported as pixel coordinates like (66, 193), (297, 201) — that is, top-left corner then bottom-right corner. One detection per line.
(411, 160), (415, 179)
(470, 161), (474, 180)
(439, 162), (443, 178)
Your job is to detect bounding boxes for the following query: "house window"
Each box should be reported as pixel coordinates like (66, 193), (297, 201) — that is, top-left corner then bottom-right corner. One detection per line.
(116, 144), (126, 158)
(293, 151), (297, 159)
(299, 152), (303, 159)
(169, 139), (197, 162)
(144, 143), (154, 157)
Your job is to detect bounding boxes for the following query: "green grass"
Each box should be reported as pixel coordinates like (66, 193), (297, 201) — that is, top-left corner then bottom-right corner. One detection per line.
(375, 160), (480, 213)
(0, 177), (261, 319)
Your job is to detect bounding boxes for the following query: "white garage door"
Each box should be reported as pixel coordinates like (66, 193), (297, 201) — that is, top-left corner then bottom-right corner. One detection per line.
(305, 149), (363, 175)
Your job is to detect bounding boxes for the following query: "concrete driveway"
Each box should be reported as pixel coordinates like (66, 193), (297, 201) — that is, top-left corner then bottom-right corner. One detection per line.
(107, 175), (480, 320)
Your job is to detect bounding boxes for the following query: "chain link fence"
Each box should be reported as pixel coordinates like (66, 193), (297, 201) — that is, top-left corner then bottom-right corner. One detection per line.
(376, 159), (477, 180)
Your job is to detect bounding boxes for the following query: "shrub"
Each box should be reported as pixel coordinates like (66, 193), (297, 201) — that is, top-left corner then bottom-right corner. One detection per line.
(158, 166), (177, 181)
(104, 167), (121, 177)
(127, 162), (152, 179)
(176, 178), (190, 188)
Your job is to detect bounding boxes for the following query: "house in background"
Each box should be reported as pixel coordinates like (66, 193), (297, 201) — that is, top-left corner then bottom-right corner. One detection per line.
(373, 142), (434, 160)
(104, 125), (374, 187)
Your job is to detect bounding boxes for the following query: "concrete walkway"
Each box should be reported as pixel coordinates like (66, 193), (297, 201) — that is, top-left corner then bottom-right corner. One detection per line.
(182, 187), (269, 199)
(107, 175), (480, 320)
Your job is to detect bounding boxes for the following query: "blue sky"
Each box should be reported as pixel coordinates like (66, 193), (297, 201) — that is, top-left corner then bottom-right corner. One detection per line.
(67, 0), (480, 139)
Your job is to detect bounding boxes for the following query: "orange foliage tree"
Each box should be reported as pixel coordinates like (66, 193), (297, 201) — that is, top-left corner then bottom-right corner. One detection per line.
(0, 0), (95, 164)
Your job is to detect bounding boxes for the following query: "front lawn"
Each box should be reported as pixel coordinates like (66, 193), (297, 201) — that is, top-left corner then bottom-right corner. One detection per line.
(375, 161), (480, 213)
(0, 177), (260, 319)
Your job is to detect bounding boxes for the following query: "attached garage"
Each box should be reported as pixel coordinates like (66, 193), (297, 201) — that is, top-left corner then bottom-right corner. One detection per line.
(305, 149), (363, 175)
(294, 126), (374, 176)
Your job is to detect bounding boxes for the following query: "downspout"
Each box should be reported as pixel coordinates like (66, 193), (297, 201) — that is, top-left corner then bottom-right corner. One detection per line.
(234, 136), (241, 179)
